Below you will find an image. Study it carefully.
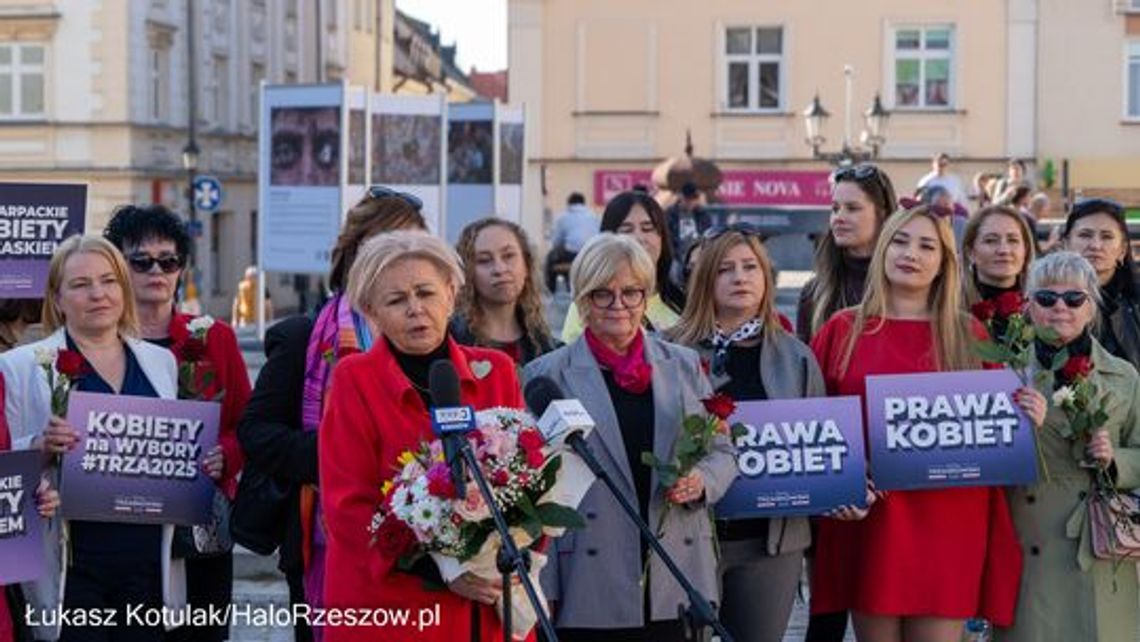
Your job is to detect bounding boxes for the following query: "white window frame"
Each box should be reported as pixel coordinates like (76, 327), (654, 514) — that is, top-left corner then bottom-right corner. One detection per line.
(211, 54), (229, 128)
(1126, 41), (1140, 121)
(719, 25), (786, 113)
(148, 45), (170, 123)
(887, 24), (956, 110)
(0, 43), (46, 120)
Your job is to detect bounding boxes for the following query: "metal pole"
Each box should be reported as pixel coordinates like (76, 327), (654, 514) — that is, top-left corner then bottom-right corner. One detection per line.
(842, 64), (853, 151)
(186, 0), (198, 269)
(315, 0), (323, 82)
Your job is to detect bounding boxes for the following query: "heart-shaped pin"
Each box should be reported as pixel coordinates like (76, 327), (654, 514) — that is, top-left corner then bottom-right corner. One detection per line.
(470, 360), (493, 379)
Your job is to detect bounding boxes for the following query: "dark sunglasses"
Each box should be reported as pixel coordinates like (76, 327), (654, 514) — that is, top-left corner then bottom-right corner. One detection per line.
(702, 222), (762, 241)
(128, 253), (185, 274)
(832, 163), (882, 183)
(367, 185), (423, 211)
(1032, 289), (1089, 309)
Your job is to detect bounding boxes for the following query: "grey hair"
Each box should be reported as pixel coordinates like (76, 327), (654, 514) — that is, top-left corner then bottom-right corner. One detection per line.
(569, 233), (656, 321)
(1026, 251), (1103, 308)
(346, 230), (465, 314)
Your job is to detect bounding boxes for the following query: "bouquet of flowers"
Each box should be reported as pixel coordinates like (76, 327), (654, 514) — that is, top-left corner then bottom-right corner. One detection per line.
(368, 407), (590, 637)
(174, 316), (221, 401)
(34, 347), (89, 416)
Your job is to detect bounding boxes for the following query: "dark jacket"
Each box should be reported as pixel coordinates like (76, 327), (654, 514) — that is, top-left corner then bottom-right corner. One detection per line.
(1096, 281), (1140, 372)
(236, 315), (318, 575)
(795, 254), (871, 343)
(448, 313), (560, 366)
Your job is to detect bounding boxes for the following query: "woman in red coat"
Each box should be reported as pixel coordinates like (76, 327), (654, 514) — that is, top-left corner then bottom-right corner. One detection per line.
(808, 205), (1044, 642)
(320, 230), (534, 642)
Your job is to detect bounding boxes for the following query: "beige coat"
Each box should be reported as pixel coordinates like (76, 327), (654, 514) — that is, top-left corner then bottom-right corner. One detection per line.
(999, 339), (1140, 642)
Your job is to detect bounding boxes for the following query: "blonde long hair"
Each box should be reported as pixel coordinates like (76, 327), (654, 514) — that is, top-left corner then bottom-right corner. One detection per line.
(838, 205), (979, 377)
(668, 231), (781, 346)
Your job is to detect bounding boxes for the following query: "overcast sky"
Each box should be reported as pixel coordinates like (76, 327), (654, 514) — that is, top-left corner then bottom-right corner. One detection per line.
(396, 0), (507, 73)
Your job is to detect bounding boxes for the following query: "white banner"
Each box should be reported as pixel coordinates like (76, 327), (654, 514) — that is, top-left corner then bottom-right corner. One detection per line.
(369, 93), (447, 235)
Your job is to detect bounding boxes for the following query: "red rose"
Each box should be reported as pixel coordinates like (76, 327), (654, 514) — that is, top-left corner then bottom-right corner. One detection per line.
(178, 337), (207, 363)
(373, 517), (418, 558)
(701, 393), (737, 421)
(970, 300), (996, 322)
(994, 291), (1025, 318)
(55, 349), (88, 378)
(337, 346), (361, 360)
(525, 448), (545, 469)
(699, 358), (711, 376)
(491, 469), (510, 486)
(1061, 355), (1093, 381)
(425, 463), (457, 499)
(518, 429), (544, 453)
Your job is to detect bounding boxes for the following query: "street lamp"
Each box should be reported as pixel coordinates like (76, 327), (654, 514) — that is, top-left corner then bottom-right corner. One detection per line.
(803, 66), (890, 166)
(182, 140), (199, 268)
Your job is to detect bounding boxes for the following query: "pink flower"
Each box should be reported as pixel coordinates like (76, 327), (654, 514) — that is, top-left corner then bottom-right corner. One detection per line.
(425, 463), (456, 499)
(481, 428), (514, 461)
(454, 485), (491, 522)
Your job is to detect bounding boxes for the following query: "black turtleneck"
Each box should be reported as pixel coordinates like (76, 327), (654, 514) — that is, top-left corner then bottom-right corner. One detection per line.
(975, 276), (1020, 302)
(1035, 329), (1093, 388)
(839, 254), (871, 310)
(389, 336), (451, 406)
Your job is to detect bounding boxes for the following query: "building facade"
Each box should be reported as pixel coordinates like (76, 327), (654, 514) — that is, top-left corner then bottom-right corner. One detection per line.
(509, 0), (1139, 244)
(0, 0), (392, 315)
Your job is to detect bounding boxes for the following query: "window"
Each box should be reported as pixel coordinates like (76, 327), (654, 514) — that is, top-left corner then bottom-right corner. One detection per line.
(891, 26), (954, 109)
(211, 55), (229, 127)
(0, 44), (45, 118)
(249, 62), (265, 126)
(1128, 42), (1140, 119)
(722, 26), (783, 111)
(148, 45), (170, 122)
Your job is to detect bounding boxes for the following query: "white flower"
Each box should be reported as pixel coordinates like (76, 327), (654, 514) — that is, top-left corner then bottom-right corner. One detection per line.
(1053, 386), (1076, 407)
(187, 315), (215, 338)
(34, 347), (57, 368)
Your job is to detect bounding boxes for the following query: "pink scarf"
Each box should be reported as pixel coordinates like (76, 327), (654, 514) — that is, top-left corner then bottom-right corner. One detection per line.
(584, 328), (652, 394)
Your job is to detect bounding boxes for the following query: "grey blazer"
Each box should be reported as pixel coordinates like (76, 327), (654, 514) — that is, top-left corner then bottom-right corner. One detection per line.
(522, 334), (737, 629)
(691, 330), (826, 557)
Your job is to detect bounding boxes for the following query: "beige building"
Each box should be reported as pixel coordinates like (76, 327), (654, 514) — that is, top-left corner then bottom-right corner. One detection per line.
(509, 0), (1140, 243)
(1036, 0), (1140, 211)
(393, 9), (477, 101)
(0, 0), (394, 316)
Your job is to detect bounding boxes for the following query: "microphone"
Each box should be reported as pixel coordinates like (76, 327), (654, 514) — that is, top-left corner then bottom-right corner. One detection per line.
(524, 377), (596, 448)
(428, 360), (474, 497)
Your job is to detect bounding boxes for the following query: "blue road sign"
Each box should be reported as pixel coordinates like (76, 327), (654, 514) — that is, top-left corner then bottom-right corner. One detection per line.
(193, 175), (223, 213)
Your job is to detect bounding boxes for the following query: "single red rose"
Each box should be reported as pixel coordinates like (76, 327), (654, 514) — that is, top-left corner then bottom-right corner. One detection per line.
(525, 448), (545, 469)
(994, 291), (1025, 317)
(701, 393), (737, 421)
(518, 429), (544, 453)
(374, 517), (418, 558)
(55, 349), (89, 378)
(970, 300), (996, 322)
(337, 346), (361, 360)
(491, 469), (510, 486)
(1061, 355), (1093, 381)
(178, 337), (207, 363)
(699, 358), (710, 376)
(425, 463), (457, 499)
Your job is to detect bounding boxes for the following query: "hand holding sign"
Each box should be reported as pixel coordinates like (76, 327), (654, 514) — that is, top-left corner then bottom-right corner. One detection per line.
(1013, 387), (1047, 428)
(39, 415), (79, 454)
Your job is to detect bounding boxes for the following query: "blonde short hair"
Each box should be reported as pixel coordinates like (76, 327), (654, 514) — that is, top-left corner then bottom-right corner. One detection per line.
(43, 234), (139, 335)
(1027, 251), (1103, 308)
(346, 230), (465, 315)
(569, 233), (656, 320)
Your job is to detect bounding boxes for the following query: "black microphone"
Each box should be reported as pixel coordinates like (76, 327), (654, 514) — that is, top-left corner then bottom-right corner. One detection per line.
(428, 360), (472, 497)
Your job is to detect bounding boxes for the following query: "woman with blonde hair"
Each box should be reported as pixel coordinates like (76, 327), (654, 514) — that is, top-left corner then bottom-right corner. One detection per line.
(451, 217), (558, 364)
(668, 225), (824, 642)
(0, 234), (182, 641)
(962, 205), (1036, 307)
(808, 206), (1043, 642)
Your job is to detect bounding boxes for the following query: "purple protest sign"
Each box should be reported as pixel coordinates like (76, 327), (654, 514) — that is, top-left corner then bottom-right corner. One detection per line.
(60, 391), (220, 525)
(865, 369), (1038, 490)
(0, 449), (46, 585)
(0, 182), (87, 297)
(715, 396), (867, 518)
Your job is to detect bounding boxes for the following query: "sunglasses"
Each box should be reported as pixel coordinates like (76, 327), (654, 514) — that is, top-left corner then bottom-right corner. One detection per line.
(702, 222), (762, 241)
(128, 253), (185, 274)
(367, 185), (424, 211)
(1032, 289), (1089, 309)
(832, 163), (882, 183)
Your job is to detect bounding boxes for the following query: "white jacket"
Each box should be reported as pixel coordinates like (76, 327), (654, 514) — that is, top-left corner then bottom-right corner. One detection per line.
(0, 328), (186, 640)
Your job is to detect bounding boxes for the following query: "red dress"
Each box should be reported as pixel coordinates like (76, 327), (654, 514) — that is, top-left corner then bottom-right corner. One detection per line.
(319, 337), (536, 642)
(808, 310), (1022, 625)
(168, 312), (250, 499)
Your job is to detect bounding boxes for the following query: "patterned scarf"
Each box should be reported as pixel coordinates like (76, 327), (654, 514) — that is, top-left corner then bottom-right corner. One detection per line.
(709, 318), (764, 376)
(584, 328), (652, 394)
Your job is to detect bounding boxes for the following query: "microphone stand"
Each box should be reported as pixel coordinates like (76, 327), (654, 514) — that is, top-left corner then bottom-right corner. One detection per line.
(457, 440), (559, 642)
(565, 435), (734, 642)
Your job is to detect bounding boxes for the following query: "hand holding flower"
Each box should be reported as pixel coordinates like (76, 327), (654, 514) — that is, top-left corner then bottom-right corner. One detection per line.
(666, 470), (706, 505)
(1086, 429), (1115, 468)
(1013, 386), (1047, 428)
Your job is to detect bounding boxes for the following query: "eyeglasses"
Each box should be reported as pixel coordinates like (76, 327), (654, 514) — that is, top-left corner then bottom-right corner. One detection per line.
(1069, 198), (1124, 219)
(831, 163), (882, 183)
(127, 253), (185, 274)
(367, 185), (424, 211)
(1032, 289), (1089, 309)
(702, 222), (762, 241)
(587, 287), (646, 310)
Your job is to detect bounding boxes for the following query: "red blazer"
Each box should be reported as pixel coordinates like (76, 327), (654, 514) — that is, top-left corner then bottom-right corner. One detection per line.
(169, 312), (250, 499)
(319, 337), (531, 642)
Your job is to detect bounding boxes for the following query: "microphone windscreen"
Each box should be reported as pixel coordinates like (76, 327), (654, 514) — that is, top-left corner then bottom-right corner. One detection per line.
(524, 376), (564, 417)
(428, 360), (462, 407)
